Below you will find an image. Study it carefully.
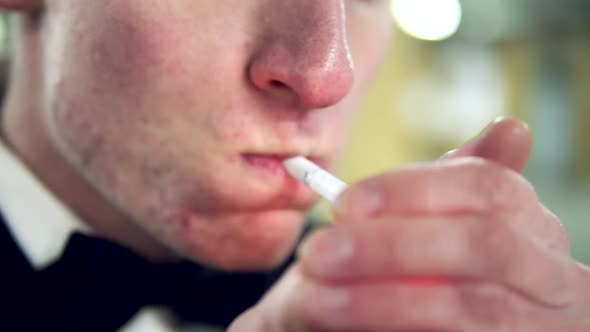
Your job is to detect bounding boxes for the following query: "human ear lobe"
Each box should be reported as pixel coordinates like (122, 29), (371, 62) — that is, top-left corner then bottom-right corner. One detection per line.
(0, 0), (42, 11)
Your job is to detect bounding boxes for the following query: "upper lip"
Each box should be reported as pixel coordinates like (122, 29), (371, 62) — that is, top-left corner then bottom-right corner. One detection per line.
(242, 152), (327, 167)
(243, 153), (297, 159)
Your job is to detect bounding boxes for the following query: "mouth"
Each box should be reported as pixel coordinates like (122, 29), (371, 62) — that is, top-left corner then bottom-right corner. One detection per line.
(241, 153), (295, 176)
(238, 152), (328, 208)
(241, 153), (327, 177)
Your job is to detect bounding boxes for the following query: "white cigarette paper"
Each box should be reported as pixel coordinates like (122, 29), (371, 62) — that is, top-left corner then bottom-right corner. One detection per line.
(283, 156), (348, 203)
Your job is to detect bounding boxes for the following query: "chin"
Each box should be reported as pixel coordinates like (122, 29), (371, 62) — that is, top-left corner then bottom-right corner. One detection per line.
(175, 209), (308, 272)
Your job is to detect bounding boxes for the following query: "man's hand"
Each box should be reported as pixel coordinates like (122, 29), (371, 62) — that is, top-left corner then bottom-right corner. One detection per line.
(229, 119), (590, 331)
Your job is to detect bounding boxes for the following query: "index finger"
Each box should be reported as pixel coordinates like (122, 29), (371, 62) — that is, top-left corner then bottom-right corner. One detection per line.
(335, 158), (538, 221)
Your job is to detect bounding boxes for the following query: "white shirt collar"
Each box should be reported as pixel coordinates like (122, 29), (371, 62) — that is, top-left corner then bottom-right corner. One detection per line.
(0, 141), (222, 331)
(0, 141), (89, 269)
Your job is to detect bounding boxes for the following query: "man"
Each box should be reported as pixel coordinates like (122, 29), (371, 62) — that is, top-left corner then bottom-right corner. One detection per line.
(0, 0), (588, 331)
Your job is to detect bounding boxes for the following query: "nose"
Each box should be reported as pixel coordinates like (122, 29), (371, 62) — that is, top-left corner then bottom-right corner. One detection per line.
(248, 1), (354, 110)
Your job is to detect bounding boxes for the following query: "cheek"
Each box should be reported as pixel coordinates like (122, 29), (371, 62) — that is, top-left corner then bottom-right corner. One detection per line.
(73, 2), (249, 142)
(205, 101), (252, 143)
(85, 7), (193, 91)
(55, 3), (224, 151)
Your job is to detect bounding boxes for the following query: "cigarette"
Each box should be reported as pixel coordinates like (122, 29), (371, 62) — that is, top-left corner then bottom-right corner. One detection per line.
(283, 156), (348, 203)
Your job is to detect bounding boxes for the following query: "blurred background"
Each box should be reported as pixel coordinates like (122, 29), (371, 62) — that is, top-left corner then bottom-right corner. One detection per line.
(334, 0), (590, 263)
(0, 0), (589, 264)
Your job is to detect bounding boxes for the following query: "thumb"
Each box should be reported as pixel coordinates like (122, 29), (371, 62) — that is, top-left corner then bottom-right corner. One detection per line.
(440, 117), (532, 172)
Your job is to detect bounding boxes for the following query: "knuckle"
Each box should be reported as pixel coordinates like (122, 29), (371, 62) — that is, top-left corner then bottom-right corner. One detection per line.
(422, 294), (463, 330)
(473, 220), (517, 278)
(460, 283), (520, 331)
(465, 159), (537, 213)
(546, 252), (579, 305)
(540, 205), (571, 251)
(297, 290), (333, 331)
(382, 286), (461, 331)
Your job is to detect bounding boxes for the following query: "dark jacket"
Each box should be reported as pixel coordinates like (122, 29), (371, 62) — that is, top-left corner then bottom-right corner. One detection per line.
(0, 212), (308, 331)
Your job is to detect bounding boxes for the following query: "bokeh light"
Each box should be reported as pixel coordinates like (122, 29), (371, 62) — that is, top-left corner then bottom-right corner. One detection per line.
(391, 0), (463, 41)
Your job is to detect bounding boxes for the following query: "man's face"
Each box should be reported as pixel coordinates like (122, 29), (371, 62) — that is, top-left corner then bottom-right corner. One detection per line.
(43, 0), (392, 270)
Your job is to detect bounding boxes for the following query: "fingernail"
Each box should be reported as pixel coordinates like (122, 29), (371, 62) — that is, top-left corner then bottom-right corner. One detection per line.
(440, 118), (502, 160)
(440, 148), (459, 160)
(473, 120), (496, 141)
(299, 228), (354, 275)
(334, 188), (382, 219)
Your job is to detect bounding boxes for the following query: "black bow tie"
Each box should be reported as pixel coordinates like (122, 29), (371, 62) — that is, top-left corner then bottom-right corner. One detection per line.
(7, 231), (292, 332)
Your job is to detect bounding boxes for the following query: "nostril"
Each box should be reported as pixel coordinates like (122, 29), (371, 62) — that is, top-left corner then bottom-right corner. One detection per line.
(270, 80), (288, 89)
